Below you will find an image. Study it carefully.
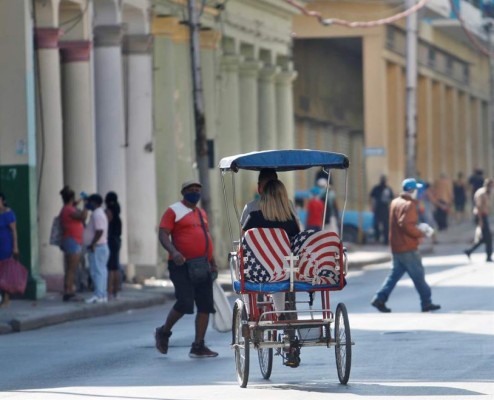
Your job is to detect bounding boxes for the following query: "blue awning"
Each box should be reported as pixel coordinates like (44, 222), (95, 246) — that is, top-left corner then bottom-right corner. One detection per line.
(218, 149), (350, 172)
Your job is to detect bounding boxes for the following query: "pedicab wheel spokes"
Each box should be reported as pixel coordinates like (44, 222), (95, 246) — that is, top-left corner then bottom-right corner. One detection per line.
(334, 302), (352, 385)
(258, 330), (273, 379)
(233, 299), (250, 388)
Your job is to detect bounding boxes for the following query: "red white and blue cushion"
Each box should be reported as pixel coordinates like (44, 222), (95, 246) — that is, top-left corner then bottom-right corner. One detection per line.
(291, 230), (342, 285)
(241, 228), (291, 283)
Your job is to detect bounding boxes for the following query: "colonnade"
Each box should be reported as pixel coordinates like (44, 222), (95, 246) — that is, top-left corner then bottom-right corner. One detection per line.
(34, 10), (157, 287)
(363, 29), (493, 192)
(152, 16), (298, 259)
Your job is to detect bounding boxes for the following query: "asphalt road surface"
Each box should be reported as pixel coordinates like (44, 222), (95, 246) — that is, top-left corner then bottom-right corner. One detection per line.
(0, 248), (493, 399)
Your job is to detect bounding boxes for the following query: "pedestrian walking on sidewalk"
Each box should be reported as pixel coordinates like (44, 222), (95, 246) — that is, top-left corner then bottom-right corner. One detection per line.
(0, 192), (19, 307)
(83, 194), (110, 304)
(464, 178), (493, 262)
(371, 178), (441, 313)
(155, 179), (218, 358)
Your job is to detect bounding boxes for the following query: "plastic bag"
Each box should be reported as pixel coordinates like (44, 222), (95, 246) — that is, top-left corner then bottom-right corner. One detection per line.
(212, 279), (232, 332)
(0, 258), (28, 294)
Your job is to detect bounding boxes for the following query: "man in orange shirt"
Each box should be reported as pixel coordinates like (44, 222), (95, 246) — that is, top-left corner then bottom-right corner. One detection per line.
(155, 180), (218, 358)
(371, 178), (441, 313)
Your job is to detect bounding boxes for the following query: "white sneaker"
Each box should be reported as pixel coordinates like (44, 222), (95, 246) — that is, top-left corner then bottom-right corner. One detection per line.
(85, 296), (107, 304)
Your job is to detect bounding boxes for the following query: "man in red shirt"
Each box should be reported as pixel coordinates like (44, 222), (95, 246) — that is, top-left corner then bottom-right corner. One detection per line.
(306, 186), (324, 230)
(155, 180), (218, 358)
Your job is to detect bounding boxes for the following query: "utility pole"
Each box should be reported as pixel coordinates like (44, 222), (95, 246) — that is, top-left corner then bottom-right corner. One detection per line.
(405, 0), (418, 178)
(187, 0), (211, 216)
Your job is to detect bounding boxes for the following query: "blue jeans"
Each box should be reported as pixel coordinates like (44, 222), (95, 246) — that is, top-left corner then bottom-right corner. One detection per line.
(88, 244), (110, 298)
(374, 250), (432, 308)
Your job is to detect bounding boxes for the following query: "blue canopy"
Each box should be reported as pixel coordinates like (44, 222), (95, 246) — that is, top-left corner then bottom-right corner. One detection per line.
(218, 149), (350, 172)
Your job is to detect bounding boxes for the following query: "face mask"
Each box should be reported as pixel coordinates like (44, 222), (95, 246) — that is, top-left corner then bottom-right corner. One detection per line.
(411, 190), (418, 200)
(184, 192), (201, 204)
(85, 203), (95, 211)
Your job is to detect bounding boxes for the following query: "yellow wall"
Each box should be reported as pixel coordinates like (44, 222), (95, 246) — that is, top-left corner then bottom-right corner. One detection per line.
(293, 0), (493, 196)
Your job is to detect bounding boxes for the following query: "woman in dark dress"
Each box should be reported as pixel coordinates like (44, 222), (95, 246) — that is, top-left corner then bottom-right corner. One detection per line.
(105, 192), (122, 299)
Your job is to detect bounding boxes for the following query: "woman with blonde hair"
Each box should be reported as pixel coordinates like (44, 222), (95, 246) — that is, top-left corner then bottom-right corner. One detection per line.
(241, 179), (301, 361)
(243, 179), (300, 238)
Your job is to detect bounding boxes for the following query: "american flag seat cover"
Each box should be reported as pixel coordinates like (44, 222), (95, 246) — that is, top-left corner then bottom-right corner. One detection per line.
(241, 228), (291, 283)
(291, 229), (342, 285)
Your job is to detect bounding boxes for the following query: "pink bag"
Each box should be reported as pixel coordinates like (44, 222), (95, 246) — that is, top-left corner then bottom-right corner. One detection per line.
(0, 258), (28, 294)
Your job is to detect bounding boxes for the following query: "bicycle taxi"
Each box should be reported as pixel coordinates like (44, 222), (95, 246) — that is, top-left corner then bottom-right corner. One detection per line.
(218, 149), (354, 388)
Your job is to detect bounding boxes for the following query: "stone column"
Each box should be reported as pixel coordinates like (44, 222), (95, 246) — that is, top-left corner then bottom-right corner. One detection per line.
(60, 41), (97, 195)
(123, 34), (158, 273)
(258, 65), (280, 150)
(93, 25), (128, 265)
(219, 54), (242, 241)
(174, 28), (196, 185)
(152, 17), (181, 268)
(239, 60), (261, 206)
(276, 68), (297, 196)
(35, 28), (64, 289)
(200, 30), (225, 259)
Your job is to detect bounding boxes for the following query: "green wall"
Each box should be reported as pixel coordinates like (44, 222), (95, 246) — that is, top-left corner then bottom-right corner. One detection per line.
(0, 165), (45, 299)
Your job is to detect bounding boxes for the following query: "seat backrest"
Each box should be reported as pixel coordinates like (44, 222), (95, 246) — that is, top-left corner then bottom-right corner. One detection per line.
(241, 228), (291, 283)
(291, 229), (342, 285)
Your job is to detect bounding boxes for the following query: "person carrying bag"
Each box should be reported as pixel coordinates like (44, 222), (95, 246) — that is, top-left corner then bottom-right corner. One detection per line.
(154, 180), (219, 358)
(186, 210), (212, 284)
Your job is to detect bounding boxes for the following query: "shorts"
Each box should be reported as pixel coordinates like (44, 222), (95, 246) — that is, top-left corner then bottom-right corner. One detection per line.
(62, 237), (82, 255)
(168, 260), (215, 315)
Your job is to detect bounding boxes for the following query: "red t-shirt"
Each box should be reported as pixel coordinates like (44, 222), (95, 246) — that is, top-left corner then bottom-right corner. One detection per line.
(60, 204), (84, 244)
(159, 202), (213, 261)
(306, 198), (324, 228)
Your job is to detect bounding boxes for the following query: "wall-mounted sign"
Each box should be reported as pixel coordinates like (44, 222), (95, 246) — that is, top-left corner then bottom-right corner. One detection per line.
(364, 147), (386, 157)
(16, 139), (27, 155)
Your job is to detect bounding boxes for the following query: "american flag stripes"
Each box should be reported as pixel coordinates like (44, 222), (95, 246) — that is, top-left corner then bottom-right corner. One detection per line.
(291, 230), (342, 285)
(240, 228), (342, 286)
(241, 228), (291, 283)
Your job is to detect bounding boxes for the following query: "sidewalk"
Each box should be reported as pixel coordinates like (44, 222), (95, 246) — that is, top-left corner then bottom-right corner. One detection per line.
(0, 219), (476, 334)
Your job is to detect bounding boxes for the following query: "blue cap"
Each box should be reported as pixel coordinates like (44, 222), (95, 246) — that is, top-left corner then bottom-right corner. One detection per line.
(310, 186), (322, 196)
(402, 178), (423, 192)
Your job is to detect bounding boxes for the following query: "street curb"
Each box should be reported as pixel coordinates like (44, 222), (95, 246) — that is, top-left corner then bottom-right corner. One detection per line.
(8, 293), (168, 333)
(347, 256), (391, 269)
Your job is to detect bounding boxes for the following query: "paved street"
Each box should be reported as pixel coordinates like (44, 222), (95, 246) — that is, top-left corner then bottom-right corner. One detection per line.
(0, 243), (493, 399)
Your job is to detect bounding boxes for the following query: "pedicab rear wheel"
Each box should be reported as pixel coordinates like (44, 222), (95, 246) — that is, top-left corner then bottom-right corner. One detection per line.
(258, 329), (273, 379)
(335, 302), (352, 384)
(233, 299), (250, 388)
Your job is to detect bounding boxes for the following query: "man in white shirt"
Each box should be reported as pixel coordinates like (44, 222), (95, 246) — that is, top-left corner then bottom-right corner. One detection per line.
(83, 194), (109, 303)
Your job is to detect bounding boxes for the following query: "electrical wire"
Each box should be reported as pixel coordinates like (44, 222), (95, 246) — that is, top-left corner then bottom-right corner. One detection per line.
(320, 3), (408, 19)
(285, 0), (430, 28)
(59, 1), (89, 27)
(448, 0), (493, 57)
(63, 2), (88, 36)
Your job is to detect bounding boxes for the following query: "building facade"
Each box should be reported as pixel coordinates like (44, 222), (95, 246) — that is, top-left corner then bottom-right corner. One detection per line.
(0, 0), (300, 297)
(293, 0), (494, 210)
